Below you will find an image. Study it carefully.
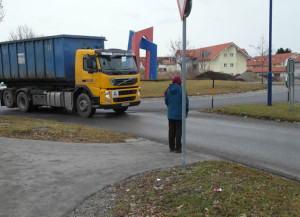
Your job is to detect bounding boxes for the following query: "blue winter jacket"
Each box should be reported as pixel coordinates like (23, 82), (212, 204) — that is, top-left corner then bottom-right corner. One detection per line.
(165, 84), (189, 120)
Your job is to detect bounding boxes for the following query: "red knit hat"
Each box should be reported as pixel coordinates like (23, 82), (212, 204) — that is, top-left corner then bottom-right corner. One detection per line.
(172, 76), (182, 86)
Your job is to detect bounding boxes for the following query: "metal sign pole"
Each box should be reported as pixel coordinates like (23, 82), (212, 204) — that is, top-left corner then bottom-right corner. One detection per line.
(287, 58), (295, 111)
(293, 73), (295, 109)
(177, 0), (191, 171)
(289, 74), (292, 111)
(211, 77), (215, 108)
(182, 15), (187, 171)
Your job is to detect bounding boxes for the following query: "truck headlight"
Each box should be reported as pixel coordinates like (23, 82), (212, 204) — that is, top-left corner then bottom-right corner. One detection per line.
(105, 91), (111, 99)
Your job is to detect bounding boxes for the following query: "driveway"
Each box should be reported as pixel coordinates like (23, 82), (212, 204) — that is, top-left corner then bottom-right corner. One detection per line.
(0, 137), (215, 217)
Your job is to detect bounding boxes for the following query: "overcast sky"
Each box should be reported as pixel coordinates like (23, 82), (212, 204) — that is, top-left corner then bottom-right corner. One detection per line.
(0, 0), (299, 57)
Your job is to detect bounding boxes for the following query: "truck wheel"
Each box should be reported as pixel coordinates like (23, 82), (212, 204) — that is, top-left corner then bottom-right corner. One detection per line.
(77, 93), (96, 118)
(113, 107), (128, 114)
(3, 90), (15, 108)
(17, 92), (31, 113)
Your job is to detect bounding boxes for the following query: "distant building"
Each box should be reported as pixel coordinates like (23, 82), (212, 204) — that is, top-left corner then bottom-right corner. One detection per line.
(157, 57), (173, 71)
(294, 56), (300, 78)
(164, 58), (180, 72)
(295, 56), (300, 66)
(155, 57), (181, 72)
(247, 53), (299, 78)
(177, 42), (251, 75)
(140, 56), (179, 72)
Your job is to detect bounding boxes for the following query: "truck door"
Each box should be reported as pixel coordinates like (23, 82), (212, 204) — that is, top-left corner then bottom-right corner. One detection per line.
(77, 55), (101, 97)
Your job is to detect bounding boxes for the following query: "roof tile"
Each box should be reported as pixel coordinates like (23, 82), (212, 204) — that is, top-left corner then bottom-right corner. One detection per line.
(247, 53), (296, 66)
(179, 42), (250, 60)
(247, 66), (286, 73)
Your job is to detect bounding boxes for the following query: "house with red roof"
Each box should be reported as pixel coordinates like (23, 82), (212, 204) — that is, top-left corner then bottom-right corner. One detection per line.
(161, 58), (179, 72)
(247, 53), (299, 77)
(157, 57), (177, 71)
(177, 42), (251, 75)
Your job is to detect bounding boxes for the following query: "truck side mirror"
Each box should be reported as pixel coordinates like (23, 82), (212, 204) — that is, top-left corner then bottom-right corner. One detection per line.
(86, 56), (94, 69)
(88, 69), (94, 74)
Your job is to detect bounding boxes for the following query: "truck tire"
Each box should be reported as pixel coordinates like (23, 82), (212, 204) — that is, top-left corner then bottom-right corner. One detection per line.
(17, 92), (31, 113)
(77, 93), (96, 118)
(3, 90), (15, 108)
(113, 107), (128, 114)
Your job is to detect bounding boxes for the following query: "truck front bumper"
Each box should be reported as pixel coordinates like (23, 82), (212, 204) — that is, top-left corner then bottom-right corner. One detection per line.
(98, 100), (140, 109)
(95, 87), (141, 109)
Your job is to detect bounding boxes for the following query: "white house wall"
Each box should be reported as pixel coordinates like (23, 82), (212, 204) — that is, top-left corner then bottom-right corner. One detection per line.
(198, 44), (248, 75)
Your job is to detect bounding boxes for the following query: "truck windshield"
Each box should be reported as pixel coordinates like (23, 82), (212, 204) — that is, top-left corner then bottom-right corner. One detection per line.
(99, 56), (138, 75)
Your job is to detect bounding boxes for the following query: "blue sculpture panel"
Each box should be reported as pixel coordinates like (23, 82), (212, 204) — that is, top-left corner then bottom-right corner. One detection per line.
(139, 38), (157, 79)
(128, 29), (157, 79)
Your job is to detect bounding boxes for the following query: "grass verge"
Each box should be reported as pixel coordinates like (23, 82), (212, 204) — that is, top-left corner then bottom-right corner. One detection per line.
(0, 116), (134, 143)
(110, 160), (300, 216)
(141, 80), (266, 98)
(207, 102), (300, 122)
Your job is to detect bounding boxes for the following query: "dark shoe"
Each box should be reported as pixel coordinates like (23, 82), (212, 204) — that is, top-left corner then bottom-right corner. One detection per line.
(170, 149), (175, 152)
(175, 150), (182, 153)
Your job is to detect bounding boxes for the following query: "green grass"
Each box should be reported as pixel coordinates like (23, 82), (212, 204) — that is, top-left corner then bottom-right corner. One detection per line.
(110, 161), (300, 216)
(141, 80), (266, 98)
(208, 102), (300, 122)
(0, 116), (134, 143)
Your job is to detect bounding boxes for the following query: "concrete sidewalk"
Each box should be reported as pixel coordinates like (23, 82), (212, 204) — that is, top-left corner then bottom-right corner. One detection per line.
(0, 137), (216, 217)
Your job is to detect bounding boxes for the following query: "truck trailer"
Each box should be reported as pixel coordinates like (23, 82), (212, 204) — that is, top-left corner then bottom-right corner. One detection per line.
(0, 35), (141, 117)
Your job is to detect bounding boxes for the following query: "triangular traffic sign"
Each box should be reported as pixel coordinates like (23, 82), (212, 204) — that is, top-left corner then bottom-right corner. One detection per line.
(177, 0), (187, 20)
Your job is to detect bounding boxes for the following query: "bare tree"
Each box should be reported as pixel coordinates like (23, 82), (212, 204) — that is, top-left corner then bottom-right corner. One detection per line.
(250, 36), (269, 84)
(0, 0), (5, 22)
(9, 25), (38, 40)
(169, 38), (193, 70)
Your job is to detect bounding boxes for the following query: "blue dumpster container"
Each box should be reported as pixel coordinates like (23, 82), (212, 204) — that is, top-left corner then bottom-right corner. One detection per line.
(0, 35), (106, 85)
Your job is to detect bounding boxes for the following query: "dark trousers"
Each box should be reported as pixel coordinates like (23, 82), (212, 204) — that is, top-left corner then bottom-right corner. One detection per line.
(168, 119), (182, 151)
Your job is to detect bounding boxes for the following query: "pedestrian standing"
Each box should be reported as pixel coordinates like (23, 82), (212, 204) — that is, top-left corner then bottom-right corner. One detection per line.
(165, 76), (189, 153)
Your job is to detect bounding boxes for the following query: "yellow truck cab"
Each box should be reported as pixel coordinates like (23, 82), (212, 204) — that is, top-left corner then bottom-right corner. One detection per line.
(74, 49), (141, 117)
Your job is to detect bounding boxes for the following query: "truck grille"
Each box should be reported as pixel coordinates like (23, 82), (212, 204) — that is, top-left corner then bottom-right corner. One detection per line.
(119, 90), (137, 95)
(110, 78), (138, 86)
(113, 97), (136, 103)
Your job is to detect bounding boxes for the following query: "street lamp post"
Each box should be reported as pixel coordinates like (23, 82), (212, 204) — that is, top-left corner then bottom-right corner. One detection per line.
(268, 0), (273, 106)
